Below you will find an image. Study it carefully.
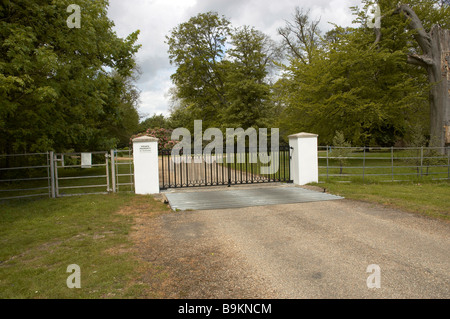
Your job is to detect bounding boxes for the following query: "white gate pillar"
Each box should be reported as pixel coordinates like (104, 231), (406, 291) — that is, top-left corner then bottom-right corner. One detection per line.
(132, 136), (160, 194)
(288, 132), (319, 185)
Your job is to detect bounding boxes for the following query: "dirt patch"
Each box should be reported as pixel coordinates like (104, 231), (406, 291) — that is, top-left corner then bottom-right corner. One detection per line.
(298, 184), (327, 193)
(138, 217), (276, 298)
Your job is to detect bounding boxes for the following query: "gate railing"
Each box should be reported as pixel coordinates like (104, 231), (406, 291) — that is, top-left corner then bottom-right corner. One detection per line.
(0, 152), (53, 200)
(159, 145), (292, 189)
(53, 151), (111, 197)
(318, 146), (450, 182)
(112, 149), (134, 193)
(0, 149), (134, 200)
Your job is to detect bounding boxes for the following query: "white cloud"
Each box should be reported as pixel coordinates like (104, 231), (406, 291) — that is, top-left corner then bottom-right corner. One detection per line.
(107, 0), (362, 121)
(138, 89), (171, 119)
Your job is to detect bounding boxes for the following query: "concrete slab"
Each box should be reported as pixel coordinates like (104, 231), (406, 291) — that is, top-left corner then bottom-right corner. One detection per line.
(163, 185), (343, 211)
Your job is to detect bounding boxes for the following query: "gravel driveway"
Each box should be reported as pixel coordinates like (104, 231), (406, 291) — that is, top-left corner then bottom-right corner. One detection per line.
(134, 187), (450, 299)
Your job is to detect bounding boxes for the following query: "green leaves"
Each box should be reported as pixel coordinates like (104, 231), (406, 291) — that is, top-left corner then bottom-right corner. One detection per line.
(0, 0), (141, 153)
(166, 12), (230, 128)
(166, 13), (279, 131)
(277, 15), (432, 146)
(165, 2), (448, 148)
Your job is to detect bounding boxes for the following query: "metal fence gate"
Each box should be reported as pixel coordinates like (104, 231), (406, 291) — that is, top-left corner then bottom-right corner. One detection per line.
(0, 149), (134, 200)
(111, 149), (134, 193)
(53, 151), (111, 197)
(318, 146), (450, 182)
(159, 145), (292, 189)
(53, 150), (135, 197)
(0, 152), (53, 200)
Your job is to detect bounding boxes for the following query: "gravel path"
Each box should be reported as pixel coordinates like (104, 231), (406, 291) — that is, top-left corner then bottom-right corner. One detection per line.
(134, 189), (450, 298)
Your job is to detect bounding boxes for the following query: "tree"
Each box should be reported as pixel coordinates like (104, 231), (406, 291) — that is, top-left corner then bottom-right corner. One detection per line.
(389, 4), (449, 149)
(277, 7), (323, 64)
(276, 3), (450, 146)
(332, 131), (352, 175)
(139, 113), (171, 132)
(278, 22), (427, 146)
(355, 0), (449, 149)
(166, 12), (282, 132)
(103, 69), (141, 148)
(222, 26), (280, 129)
(166, 11), (231, 128)
(0, 0), (141, 153)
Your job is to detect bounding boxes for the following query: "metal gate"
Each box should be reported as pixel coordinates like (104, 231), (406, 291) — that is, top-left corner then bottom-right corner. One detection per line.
(53, 149), (134, 197)
(159, 145), (292, 189)
(0, 149), (134, 200)
(111, 149), (134, 193)
(53, 151), (111, 197)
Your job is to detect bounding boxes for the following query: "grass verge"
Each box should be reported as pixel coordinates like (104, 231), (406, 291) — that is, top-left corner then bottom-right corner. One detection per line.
(0, 193), (170, 298)
(314, 180), (450, 220)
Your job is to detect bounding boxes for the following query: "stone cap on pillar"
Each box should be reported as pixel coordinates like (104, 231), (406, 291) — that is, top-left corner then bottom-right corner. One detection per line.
(288, 132), (318, 139)
(132, 136), (159, 143)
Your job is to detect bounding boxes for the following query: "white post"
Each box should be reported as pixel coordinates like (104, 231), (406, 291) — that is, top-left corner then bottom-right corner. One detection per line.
(49, 151), (56, 198)
(132, 136), (160, 194)
(288, 132), (319, 185)
(110, 149), (116, 193)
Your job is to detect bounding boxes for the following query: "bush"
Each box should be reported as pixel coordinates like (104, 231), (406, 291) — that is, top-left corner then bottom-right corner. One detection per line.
(130, 127), (179, 152)
(332, 131), (352, 175)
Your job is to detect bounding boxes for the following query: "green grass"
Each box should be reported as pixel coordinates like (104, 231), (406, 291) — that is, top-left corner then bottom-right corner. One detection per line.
(0, 193), (169, 299)
(314, 180), (450, 220)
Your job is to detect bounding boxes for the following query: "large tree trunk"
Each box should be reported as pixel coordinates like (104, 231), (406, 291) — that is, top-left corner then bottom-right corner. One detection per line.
(394, 5), (450, 151)
(427, 26), (450, 149)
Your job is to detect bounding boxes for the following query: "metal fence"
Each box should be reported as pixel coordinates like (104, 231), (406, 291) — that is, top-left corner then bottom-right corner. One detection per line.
(0, 149), (134, 200)
(3, 146), (448, 200)
(54, 151), (111, 197)
(0, 152), (53, 200)
(319, 146), (450, 182)
(112, 149), (134, 193)
(159, 146), (292, 189)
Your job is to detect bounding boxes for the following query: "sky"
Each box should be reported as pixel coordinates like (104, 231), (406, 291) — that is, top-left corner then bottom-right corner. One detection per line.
(107, 0), (362, 121)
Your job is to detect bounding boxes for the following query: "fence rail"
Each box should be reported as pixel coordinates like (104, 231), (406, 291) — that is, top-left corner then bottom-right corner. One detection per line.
(0, 152), (53, 200)
(319, 146), (450, 182)
(54, 151), (110, 197)
(113, 149), (134, 193)
(0, 149), (134, 200)
(159, 146), (292, 189)
(2, 146), (448, 200)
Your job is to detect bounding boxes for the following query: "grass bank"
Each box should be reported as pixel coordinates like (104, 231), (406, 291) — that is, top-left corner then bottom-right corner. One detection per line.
(315, 180), (450, 220)
(0, 193), (170, 298)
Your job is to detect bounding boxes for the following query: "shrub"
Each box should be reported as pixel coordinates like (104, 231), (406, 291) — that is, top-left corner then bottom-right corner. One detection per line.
(130, 127), (179, 152)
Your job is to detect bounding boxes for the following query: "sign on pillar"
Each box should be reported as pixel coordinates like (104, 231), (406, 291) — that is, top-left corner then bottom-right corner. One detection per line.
(132, 136), (160, 194)
(288, 132), (319, 185)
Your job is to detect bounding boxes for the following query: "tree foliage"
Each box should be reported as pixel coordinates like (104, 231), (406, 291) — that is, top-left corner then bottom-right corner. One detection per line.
(139, 113), (172, 132)
(331, 131), (352, 174)
(166, 12), (280, 132)
(166, 12), (230, 129)
(276, 0), (448, 146)
(0, 0), (141, 153)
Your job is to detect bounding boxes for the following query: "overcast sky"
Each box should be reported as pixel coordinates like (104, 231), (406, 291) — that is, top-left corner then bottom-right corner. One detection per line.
(107, 0), (362, 121)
